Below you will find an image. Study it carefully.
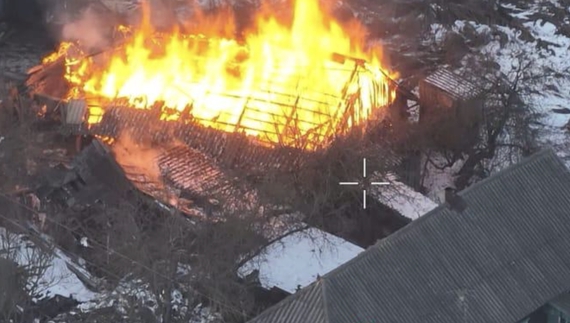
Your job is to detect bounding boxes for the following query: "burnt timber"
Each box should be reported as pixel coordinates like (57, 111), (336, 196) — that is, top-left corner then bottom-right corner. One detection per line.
(24, 49), (398, 175)
(89, 105), (307, 174)
(22, 43), (420, 231)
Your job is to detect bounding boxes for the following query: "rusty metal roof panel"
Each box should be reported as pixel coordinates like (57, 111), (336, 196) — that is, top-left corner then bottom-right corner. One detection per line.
(158, 146), (226, 193)
(423, 68), (484, 101)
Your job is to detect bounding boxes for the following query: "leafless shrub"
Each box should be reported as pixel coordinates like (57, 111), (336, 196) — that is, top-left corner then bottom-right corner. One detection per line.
(0, 226), (56, 322)
(249, 122), (408, 245)
(420, 53), (541, 190)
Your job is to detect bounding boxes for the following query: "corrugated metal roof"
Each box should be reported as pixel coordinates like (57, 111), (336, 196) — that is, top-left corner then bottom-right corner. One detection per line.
(250, 281), (327, 323)
(248, 149), (570, 323)
(64, 99), (87, 125)
(423, 68), (484, 101)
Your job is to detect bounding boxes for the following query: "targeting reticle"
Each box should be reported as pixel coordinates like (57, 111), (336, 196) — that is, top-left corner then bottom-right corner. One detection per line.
(339, 158), (390, 209)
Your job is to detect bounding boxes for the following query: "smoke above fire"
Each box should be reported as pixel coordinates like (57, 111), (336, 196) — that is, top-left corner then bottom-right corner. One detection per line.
(61, 7), (111, 51)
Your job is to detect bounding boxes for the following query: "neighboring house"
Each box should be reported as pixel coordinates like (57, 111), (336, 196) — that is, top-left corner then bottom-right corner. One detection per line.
(248, 149), (570, 323)
(238, 177), (437, 296)
(371, 173), (438, 220)
(239, 226), (364, 294)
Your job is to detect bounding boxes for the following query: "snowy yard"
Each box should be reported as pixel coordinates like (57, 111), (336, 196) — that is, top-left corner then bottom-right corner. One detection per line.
(0, 227), (97, 303)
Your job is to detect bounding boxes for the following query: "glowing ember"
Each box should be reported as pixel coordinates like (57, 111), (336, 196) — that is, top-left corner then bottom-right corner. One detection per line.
(49, 0), (398, 150)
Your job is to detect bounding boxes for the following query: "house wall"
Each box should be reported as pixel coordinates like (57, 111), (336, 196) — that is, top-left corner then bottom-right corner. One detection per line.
(518, 304), (570, 323)
(546, 304), (570, 323)
(419, 81), (484, 151)
(418, 81), (456, 124)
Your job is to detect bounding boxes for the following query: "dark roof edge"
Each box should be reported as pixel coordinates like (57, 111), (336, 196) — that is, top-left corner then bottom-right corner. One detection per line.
(246, 281), (323, 323)
(319, 148), (567, 280)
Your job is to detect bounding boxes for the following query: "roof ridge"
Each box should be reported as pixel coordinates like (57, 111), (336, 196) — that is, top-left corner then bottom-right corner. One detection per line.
(317, 148), (567, 280)
(455, 148), (564, 195)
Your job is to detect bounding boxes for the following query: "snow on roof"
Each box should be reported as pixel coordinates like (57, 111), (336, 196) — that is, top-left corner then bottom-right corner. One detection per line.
(239, 226), (364, 293)
(370, 173), (438, 220)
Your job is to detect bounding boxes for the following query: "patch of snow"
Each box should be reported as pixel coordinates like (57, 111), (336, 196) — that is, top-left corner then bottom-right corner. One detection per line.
(0, 227), (97, 303)
(44, 249), (97, 302)
(501, 4), (539, 20)
(189, 304), (223, 323)
(435, 4), (570, 168)
(370, 174), (438, 220)
(88, 277), (158, 313)
(429, 23), (448, 45)
(407, 100), (420, 123)
(478, 13), (570, 166)
(82, 276), (221, 322)
(239, 226), (363, 293)
(79, 237), (89, 247)
(421, 154), (465, 202)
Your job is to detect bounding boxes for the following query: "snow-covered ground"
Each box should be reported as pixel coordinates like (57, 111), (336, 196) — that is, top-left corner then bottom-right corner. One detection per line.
(0, 227), (97, 302)
(434, 3), (569, 165)
(239, 226), (364, 293)
(480, 18), (569, 162)
(0, 226), (222, 321)
(420, 1), (570, 197)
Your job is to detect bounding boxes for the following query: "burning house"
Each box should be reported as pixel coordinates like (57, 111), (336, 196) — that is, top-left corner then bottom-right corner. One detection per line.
(16, 0), (443, 249)
(9, 1), (446, 261)
(22, 0), (411, 209)
(0, 0), (456, 320)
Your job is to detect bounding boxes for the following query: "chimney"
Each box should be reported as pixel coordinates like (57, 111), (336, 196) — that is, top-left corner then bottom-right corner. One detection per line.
(444, 187), (468, 213)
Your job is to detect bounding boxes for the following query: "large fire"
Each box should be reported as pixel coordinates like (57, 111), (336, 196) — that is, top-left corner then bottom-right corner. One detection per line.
(45, 0), (397, 150)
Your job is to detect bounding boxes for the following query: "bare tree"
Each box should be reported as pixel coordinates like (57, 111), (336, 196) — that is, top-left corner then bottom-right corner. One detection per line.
(418, 54), (542, 191)
(250, 123), (409, 246)
(0, 226), (56, 322)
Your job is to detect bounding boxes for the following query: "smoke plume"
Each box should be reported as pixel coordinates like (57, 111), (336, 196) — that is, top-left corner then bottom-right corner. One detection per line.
(61, 6), (111, 51)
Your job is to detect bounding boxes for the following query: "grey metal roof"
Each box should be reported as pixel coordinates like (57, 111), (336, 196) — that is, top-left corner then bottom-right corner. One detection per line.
(251, 281), (327, 323)
(549, 292), (570, 316)
(423, 68), (485, 101)
(248, 149), (570, 323)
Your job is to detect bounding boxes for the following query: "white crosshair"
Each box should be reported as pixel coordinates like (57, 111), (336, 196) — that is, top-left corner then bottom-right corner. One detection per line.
(339, 158), (390, 209)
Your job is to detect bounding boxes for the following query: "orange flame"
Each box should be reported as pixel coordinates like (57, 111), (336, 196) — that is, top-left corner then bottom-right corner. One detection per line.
(53, 0), (397, 150)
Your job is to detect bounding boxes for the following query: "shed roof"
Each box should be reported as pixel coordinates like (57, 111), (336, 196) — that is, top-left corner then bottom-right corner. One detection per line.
(248, 149), (570, 323)
(238, 226), (364, 293)
(423, 68), (485, 101)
